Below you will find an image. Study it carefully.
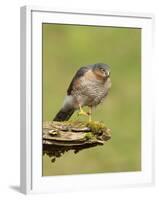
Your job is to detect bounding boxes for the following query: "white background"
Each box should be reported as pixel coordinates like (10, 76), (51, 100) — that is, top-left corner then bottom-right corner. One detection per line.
(0, 0), (158, 199)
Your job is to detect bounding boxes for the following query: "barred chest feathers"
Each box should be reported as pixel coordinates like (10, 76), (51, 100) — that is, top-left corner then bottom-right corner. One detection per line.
(73, 72), (111, 107)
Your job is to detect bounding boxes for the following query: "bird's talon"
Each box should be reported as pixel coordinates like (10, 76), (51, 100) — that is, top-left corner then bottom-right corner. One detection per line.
(88, 115), (92, 122)
(78, 110), (88, 116)
(78, 108), (89, 117)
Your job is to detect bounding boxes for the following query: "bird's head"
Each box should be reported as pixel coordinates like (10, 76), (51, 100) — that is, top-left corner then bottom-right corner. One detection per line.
(92, 63), (111, 80)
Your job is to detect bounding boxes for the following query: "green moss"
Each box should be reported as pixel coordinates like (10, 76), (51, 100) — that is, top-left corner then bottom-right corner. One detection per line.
(64, 120), (108, 136)
(84, 132), (94, 140)
(53, 120), (110, 139)
(86, 121), (107, 135)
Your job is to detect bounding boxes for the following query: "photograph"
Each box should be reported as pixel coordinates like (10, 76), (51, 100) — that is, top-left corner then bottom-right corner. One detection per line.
(42, 23), (141, 176)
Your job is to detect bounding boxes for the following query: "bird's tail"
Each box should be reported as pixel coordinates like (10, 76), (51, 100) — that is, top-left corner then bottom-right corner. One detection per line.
(53, 107), (75, 121)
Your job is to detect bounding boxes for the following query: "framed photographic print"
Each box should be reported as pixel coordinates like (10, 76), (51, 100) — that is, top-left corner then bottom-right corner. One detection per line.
(20, 6), (154, 194)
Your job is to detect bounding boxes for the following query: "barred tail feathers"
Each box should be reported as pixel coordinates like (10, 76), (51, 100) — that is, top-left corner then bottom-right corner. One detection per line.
(53, 107), (75, 121)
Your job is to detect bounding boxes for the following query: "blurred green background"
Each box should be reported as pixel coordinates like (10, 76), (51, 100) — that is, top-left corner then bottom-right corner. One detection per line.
(42, 23), (141, 176)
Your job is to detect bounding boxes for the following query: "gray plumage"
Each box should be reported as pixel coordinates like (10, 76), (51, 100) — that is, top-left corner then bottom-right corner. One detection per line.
(53, 63), (111, 121)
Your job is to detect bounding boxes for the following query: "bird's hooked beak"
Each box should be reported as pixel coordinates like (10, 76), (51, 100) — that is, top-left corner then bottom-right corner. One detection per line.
(105, 71), (110, 78)
(107, 71), (110, 77)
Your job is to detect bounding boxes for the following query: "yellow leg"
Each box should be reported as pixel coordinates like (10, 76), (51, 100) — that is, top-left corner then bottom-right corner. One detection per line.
(78, 105), (88, 116)
(88, 107), (92, 122)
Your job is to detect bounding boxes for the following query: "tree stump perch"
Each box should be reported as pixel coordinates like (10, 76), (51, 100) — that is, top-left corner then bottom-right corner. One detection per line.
(43, 120), (111, 162)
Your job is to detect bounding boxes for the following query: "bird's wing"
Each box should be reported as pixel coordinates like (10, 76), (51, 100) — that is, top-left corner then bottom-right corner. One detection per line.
(67, 66), (89, 95)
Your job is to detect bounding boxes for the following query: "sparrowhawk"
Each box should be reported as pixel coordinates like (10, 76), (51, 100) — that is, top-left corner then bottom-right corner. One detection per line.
(53, 63), (111, 122)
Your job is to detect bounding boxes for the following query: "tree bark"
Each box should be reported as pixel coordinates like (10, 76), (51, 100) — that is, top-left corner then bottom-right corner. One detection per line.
(43, 121), (111, 162)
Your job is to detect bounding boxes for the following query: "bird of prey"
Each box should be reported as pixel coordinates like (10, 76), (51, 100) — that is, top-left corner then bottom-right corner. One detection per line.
(53, 63), (111, 122)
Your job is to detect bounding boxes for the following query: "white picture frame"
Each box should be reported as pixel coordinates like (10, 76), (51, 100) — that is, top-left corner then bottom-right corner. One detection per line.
(20, 6), (154, 194)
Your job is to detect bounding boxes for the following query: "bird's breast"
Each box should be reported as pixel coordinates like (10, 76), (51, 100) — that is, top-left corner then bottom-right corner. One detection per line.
(74, 76), (111, 106)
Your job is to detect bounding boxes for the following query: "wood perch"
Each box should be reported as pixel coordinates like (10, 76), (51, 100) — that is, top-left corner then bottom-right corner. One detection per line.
(43, 120), (111, 162)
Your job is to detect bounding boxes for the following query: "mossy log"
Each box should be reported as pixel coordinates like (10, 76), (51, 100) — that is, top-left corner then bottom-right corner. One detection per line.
(43, 121), (111, 162)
